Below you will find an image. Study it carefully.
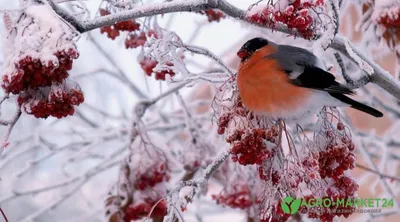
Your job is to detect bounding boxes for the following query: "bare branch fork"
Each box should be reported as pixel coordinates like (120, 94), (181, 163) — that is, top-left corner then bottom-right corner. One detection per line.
(46, 0), (400, 101)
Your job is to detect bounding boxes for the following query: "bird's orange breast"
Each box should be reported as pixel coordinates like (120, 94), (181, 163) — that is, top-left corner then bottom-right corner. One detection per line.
(237, 46), (312, 116)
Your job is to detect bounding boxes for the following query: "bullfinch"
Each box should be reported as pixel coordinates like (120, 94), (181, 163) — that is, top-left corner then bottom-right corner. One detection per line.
(236, 37), (383, 121)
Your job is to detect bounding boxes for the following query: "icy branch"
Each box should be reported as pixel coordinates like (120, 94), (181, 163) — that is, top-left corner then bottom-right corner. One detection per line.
(184, 44), (234, 76)
(0, 108), (22, 157)
(356, 163), (400, 182)
(334, 52), (371, 89)
(134, 82), (188, 118)
(165, 151), (229, 221)
(49, 0), (400, 101)
(331, 36), (400, 100)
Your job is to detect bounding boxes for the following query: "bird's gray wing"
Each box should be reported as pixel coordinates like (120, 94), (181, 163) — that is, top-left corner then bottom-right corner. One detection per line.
(266, 44), (354, 95)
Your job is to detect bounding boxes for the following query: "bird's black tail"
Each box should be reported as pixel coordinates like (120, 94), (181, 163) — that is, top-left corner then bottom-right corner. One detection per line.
(329, 93), (383, 118)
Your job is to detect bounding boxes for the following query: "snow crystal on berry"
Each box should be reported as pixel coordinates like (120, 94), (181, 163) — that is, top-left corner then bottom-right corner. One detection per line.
(246, 0), (324, 39)
(18, 81), (84, 119)
(139, 57), (175, 81)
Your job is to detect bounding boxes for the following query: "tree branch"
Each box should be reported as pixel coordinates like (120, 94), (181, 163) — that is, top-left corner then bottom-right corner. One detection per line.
(331, 36), (400, 99)
(49, 0), (400, 101)
(356, 163), (400, 182)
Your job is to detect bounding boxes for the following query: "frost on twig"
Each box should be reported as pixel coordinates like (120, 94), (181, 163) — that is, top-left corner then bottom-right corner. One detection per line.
(312, 0), (338, 56)
(342, 37), (374, 75)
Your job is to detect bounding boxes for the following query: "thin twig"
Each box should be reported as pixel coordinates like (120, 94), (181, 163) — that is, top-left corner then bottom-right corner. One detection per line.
(356, 163), (400, 182)
(0, 208), (8, 222)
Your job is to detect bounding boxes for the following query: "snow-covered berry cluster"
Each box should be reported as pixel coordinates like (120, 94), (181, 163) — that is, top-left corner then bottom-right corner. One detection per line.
(247, 0), (325, 39)
(360, 1), (400, 53)
(18, 82), (84, 118)
(1, 4), (83, 119)
(105, 138), (170, 222)
(99, 8), (161, 50)
(371, 1), (400, 29)
(217, 99), (251, 135)
(217, 98), (278, 165)
(294, 116), (359, 221)
(301, 176), (358, 220)
(139, 57), (175, 81)
(212, 183), (253, 209)
(98, 7), (179, 81)
(134, 162), (170, 190)
(228, 128), (277, 165)
(2, 50), (79, 94)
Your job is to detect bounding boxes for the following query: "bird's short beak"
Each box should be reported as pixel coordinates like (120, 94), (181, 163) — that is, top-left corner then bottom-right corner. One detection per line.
(237, 48), (250, 60)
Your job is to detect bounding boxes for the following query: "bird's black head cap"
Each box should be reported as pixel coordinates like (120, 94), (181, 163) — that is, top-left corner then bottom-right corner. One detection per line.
(237, 37), (269, 61)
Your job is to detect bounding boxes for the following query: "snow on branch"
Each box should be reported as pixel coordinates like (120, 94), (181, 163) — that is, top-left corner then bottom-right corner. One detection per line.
(49, 0), (400, 101)
(332, 36), (400, 99)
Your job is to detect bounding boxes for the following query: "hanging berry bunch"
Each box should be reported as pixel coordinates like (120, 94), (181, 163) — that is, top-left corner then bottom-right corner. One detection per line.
(212, 183), (253, 209)
(215, 90), (279, 166)
(105, 137), (170, 222)
(211, 158), (264, 216)
(98, 4), (181, 81)
(360, 0), (400, 55)
(139, 57), (175, 81)
(98, 8), (161, 50)
(1, 4), (83, 119)
(246, 0), (325, 39)
(99, 8), (140, 41)
(255, 110), (359, 222)
(18, 81), (84, 118)
(139, 31), (187, 81)
(295, 110), (359, 221)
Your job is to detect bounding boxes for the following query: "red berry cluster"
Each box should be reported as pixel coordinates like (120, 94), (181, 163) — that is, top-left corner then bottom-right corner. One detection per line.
(318, 136), (355, 179)
(99, 8), (162, 50)
(198, 10), (226, 22)
(377, 7), (400, 28)
(217, 101), (252, 135)
(258, 167), (281, 185)
(124, 199), (167, 221)
(139, 57), (175, 81)
(217, 112), (232, 135)
(125, 32), (147, 49)
(212, 184), (253, 209)
(247, 0), (324, 39)
(99, 9), (141, 40)
(327, 176), (359, 198)
(302, 152), (320, 181)
(2, 49), (79, 94)
(134, 163), (170, 190)
(18, 86), (84, 119)
(228, 128), (277, 165)
(300, 177), (358, 220)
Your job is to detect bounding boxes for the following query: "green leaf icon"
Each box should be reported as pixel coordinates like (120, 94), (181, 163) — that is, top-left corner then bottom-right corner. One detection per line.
(281, 197), (302, 214)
